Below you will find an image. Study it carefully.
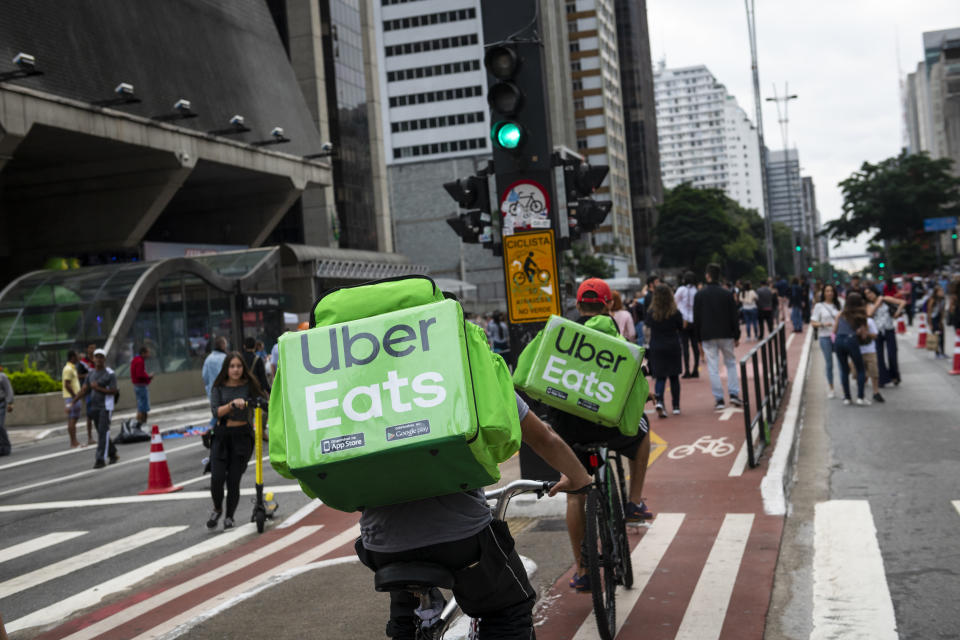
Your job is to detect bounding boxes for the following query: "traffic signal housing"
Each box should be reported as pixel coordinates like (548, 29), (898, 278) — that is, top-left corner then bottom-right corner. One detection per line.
(444, 174), (492, 246)
(563, 161), (611, 241)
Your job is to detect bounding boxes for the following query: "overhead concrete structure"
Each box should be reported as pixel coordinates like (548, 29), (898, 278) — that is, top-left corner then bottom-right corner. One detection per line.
(0, 0), (332, 282)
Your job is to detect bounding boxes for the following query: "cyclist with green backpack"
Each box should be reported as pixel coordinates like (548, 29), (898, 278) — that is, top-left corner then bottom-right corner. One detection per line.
(549, 278), (653, 592)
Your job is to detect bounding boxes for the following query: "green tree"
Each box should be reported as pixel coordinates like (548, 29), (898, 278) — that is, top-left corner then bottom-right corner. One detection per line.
(654, 184), (739, 275)
(564, 242), (615, 279)
(824, 150), (960, 245)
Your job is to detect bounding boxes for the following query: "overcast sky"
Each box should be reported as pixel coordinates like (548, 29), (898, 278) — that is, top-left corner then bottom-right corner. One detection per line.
(646, 0), (960, 268)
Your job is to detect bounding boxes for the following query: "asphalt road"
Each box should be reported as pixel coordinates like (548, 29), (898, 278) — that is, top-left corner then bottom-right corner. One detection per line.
(0, 406), (314, 635)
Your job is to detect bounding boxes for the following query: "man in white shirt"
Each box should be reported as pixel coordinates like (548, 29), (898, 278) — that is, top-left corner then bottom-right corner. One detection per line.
(674, 271), (699, 378)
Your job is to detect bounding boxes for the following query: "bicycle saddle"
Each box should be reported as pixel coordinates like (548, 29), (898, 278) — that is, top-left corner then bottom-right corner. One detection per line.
(374, 562), (455, 592)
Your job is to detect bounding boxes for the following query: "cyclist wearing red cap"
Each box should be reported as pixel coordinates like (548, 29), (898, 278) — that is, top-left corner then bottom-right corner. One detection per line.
(553, 277), (653, 592)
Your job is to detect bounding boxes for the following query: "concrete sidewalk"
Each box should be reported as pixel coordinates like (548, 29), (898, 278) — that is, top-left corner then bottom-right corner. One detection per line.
(4, 396), (210, 447)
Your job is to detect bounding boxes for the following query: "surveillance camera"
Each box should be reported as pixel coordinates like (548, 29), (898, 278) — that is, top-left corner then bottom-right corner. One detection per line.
(174, 99), (191, 111)
(321, 142), (333, 152)
(115, 82), (134, 96)
(13, 52), (35, 68)
(230, 115), (245, 126)
(271, 127), (285, 138)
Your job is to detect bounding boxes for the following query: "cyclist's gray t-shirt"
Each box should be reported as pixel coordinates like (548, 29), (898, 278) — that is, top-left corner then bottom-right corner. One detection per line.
(359, 394), (530, 553)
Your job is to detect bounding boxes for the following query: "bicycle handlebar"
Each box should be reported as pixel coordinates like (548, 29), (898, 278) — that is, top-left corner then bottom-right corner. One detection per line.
(484, 479), (555, 521)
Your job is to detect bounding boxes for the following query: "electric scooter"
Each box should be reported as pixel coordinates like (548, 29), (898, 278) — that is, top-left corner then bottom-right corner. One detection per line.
(250, 396), (279, 533)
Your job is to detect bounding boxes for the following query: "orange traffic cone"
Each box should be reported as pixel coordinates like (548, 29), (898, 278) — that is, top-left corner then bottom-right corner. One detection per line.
(139, 425), (183, 495)
(915, 313), (927, 349)
(896, 316), (906, 334)
(950, 329), (960, 376)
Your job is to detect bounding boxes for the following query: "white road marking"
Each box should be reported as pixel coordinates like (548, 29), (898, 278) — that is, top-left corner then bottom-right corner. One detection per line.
(0, 444), (88, 471)
(154, 555), (359, 640)
(786, 332), (796, 349)
(0, 531), (87, 565)
(953, 500), (960, 517)
(175, 455), (267, 488)
(728, 422), (760, 477)
(0, 526), (187, 600)
(811, 500), (898, 640)
(0, 440), (203, 499)
(278, 499), (323, 529)
(718, 407), (743, 421)
(761, 329), (813, 515)
(0, 484), (305, 512)
(571, 513), (685, 639)
(674, 513), (754, 640)
(5, 523), (260, 633)
(128, 525), (360, 640)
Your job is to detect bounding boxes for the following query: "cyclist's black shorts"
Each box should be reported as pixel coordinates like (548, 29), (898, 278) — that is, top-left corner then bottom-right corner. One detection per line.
(553, 413), (649, 471)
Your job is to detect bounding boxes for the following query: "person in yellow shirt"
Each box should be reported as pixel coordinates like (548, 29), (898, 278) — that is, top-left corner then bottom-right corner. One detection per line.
(62, 351), (83, 448)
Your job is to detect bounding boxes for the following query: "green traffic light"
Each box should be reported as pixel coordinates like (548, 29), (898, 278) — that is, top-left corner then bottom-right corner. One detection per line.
(953, 233), (958, 240)
(878, 262), (885, 268)
(493, 122), (522, 149)
(807, 267), (813, 272)
(795, 245), (802, 252)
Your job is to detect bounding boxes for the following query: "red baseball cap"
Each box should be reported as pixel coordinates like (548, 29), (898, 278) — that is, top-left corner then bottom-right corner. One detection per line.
(577, 278), (612, 304)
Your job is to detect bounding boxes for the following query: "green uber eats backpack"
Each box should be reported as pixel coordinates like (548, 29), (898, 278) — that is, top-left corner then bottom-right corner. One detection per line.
(268, 275), (521, 512)
(513, 314), (648, 436)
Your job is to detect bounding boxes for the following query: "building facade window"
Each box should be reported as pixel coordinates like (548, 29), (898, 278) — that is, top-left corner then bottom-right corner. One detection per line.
(392, 137), (487, 159)
(383, 8), (476, 31)
(386, 59), (480, 82)
(384, 33), (478, 57)
(388, 85), (482, 107)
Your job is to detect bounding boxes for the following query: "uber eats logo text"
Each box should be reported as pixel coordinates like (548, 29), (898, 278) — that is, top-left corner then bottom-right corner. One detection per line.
(541, 326), (628, 403)
(300, 317), (446, 431)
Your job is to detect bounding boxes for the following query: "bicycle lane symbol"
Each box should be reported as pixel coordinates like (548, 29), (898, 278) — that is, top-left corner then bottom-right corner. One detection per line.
(667, 435), (736, 459)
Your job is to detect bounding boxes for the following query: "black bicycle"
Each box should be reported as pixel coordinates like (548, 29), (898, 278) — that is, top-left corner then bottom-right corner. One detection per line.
(373, 479), (555, 640)
(574, 442), (635, 640)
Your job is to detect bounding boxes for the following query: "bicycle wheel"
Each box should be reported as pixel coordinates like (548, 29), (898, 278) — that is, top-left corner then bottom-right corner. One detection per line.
(585, 489), (617, 640)
(607, 468), (633, 589)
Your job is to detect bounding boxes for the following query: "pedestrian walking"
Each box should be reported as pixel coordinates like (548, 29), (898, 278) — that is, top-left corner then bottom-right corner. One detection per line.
(72, 349), (119, 467)
(0, 365), (14, 456)
(77, 343), (97, 446)
(202, 337), (228, 428)
(610, 291), (637, 343)
(647, 284), (684, 417)
(811, 285), (841, 399)
(206, 352), (268, 530)
(832, 292), (869, 405)
(864, 287), (906, 387)
(242, 336), (270, 392)
(486, 311), (511, 367)
(859, 315), (882, 403)
(628, 291), (646, 347)
(788, 277), (805, 332)
(928, 286), (947, 359)
(694, 263), (742, 410)
(674, 271), (699, 378)
(62, 351), (83, 448)
(130, 346), (153, 426)
(739, 281), (759, 340)
(756, 280), (775, 339)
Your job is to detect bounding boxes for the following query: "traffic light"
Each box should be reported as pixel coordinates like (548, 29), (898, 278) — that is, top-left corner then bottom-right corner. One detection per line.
(953, 232), (958, 240)
(485, 46), (524, 153)
(444, 174), (492, 246)
(563, 161), (611, 240)
(795, 244), (802, 252)
(807, 266), (813, 273)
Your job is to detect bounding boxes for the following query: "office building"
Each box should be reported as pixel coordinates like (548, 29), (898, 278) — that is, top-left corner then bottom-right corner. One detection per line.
(801, 176), (828, 264)
(654, 64), (764, 216)
(904, 28), (960, 176)
(613, 0), (663, 272)
(766, 149), (805, 237)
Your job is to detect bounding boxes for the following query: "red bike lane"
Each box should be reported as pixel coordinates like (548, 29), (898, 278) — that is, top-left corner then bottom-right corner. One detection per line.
(534, 326), (809, 640)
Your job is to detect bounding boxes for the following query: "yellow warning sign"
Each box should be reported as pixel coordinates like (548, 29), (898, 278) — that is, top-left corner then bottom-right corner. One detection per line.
(503, 229), (561, 323)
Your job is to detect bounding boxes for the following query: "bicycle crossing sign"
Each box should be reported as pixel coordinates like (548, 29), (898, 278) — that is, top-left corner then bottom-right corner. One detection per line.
(500, 179), (551, 234)
(503, 229), (561, 323)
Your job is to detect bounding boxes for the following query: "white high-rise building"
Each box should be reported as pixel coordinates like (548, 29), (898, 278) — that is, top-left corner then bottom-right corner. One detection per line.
(654, 64), (764, 216)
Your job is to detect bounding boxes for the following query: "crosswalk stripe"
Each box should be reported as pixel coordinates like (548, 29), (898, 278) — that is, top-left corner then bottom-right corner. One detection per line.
(953, 500), (960, 517)
(0, 526), (187, 600)
(571, 513), (685, 640)
(5, 523), (259, 634)
(674, 513), (754, 640)
(127, 524), (361, 640)
(0, 531), (87, 565)
(57, 525), (325, 640)
(811, 500), (897, 640)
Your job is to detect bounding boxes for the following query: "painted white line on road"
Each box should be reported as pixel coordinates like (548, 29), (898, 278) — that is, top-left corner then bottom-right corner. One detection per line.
(0, 440), (203, 500)
(0, 531), (87, 565)
(812, 500), (898, 640)
(761, 329), (813, 515)
(953, 500), (960, 517)
(728, 422), (759, 477)
(674, 513), (754, 640)
(55, 525), (326, 640)
(0, 526), (187, 600)
(571, 513), (685, 640)
(155, 555), (359, 640)
(5, 523), (259, 634)
(278, 498), (323, 529)
(0, 484), (304, 512)
(718, 407), (742, 421)
(786, 332), (796, 349)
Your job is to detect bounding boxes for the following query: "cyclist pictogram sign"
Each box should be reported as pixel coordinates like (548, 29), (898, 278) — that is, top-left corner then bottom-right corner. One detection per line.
(500, 179), (551, 234)
(503, 229), (561, 323)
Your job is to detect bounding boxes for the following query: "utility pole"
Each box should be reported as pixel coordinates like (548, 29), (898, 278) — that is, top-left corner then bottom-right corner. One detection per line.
(745, 0), (775, 278)
(766, 83), (800, 275)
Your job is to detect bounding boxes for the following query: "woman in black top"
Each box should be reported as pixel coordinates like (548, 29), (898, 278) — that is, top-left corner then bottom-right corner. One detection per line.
(646, 284), (684, 418)
(207, 352), (268, 530)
